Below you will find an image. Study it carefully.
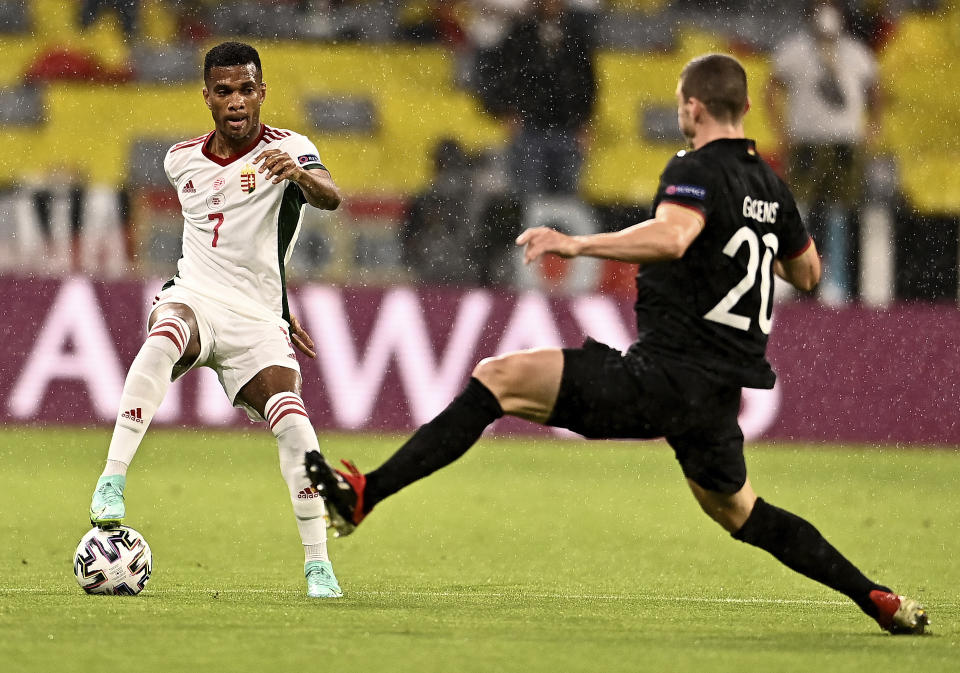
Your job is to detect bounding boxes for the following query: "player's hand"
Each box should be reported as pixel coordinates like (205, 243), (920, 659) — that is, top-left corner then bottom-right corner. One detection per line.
(253, 149), (304, 185)
(289, 315), (316, 359)
(516, 227), (581, 265)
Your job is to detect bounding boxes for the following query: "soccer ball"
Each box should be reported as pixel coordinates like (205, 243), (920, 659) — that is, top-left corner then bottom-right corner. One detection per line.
(73, 526), (153, 595)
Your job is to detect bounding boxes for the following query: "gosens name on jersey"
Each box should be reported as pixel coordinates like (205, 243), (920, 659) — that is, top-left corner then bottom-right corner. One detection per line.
(630, 138), (812, 389)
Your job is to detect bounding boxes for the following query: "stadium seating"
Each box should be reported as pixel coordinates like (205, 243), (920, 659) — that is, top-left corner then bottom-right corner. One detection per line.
(878, 7), (960, 213)
(0, 1), (957, 215)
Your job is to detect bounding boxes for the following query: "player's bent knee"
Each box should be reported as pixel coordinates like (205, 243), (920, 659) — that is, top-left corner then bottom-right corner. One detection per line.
(473, 354), (530, 400)
(688, 479), (756, 533)
(472, 356), (505, 387)
(150, 303), (201, 361)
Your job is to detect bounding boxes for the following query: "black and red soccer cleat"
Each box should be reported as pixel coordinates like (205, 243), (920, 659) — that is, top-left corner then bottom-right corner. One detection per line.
(304, 451), (367, 537)
(869, 590), (930, 635)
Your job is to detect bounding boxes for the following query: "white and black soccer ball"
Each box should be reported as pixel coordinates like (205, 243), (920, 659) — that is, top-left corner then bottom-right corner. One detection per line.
(73, 526), (153, 595)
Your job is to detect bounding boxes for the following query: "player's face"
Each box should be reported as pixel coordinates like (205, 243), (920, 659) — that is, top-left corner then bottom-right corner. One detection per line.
(676, 81), (695, 143)
(203, 64), (266, 145)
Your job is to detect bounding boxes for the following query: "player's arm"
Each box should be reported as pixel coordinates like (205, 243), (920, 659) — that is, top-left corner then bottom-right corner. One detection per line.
(253, 149), (341, 210)
(773, 238), (820, 292)
(516, 202), (705, 265)
(292, 167), (341, 210)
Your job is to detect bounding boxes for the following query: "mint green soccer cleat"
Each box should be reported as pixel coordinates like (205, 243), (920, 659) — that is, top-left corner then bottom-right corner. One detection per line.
(89, 475), (126, 527)
(305, 560), (343, 598)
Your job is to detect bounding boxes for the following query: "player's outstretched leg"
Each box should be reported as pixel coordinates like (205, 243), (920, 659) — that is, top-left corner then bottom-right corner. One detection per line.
(733, 497), (929, 634)
(90, 315), (192, 526)
(306, 377), (504, 536)
(266, 392), (342, 597)
(693, 481), (929, 634)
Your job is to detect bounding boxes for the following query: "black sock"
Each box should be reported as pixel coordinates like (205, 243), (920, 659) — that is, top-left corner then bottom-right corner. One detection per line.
(732, 498), (890, 617)
(364, 377), (504, 510)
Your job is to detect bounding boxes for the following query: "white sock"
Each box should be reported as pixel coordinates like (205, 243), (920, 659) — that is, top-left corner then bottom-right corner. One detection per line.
(102, 316), (189, 474)
(101, 459), (128, 477)
(266, 392), (330, 564)
(304, 542), (328, 564)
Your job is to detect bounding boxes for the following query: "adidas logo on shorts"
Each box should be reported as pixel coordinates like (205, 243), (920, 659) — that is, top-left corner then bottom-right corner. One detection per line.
(122, 408), (143, 424)
(297, 487), (321, 499)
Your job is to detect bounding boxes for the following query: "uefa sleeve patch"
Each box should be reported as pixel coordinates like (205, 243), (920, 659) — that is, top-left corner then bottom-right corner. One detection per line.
(665, 184), (707, 200)
(298, 154), (321, 165)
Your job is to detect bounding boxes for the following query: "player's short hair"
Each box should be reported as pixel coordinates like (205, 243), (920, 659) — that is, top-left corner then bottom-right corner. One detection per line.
(203, 42), (262, 82)
(680, 54), (748, 123)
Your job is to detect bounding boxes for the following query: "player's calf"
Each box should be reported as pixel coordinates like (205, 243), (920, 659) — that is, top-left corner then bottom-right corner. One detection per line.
(90, 315), (191, 526)
(110, 315), (192, 450)
(266, 391), (349, 595)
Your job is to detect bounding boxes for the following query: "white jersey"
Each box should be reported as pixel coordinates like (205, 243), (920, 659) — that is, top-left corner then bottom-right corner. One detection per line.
(772, 33), (877, 144)
(163, 124), (326, 325)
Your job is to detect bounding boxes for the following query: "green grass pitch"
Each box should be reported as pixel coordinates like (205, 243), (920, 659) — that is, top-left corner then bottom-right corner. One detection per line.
(1, 427), (958, 672)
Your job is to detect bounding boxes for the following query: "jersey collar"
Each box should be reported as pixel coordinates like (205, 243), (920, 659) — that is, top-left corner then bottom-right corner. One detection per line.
(697, 137), (757, 155)
(201, 124), (267, 166)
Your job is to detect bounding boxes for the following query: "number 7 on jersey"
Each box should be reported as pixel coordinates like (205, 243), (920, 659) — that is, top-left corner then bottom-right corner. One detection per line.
(208, 212), (225, 247)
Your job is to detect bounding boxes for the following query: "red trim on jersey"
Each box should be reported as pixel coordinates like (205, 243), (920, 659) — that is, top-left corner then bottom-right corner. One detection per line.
(169, 135), (210, 154)
(263, 125), (290, 139)
(172, 133), (207, 148)
(784, 235), (814, 260)
(659, 200), (706, 219)
(201, 124), (266, 166)
(170, 140), (204, 153)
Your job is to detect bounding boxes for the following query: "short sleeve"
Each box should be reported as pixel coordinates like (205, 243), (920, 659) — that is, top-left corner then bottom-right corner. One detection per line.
(279, 134), (328, 174)
(653, 154), (713, 219)
(162, 149), (176, 189)
(776, 190), (812, 259)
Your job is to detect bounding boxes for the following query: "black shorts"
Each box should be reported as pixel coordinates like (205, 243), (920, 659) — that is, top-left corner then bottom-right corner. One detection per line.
(546, 338), (746, 494)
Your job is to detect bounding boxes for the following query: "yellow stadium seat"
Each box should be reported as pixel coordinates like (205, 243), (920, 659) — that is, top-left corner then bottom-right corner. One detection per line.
(4, 0), (957, 213)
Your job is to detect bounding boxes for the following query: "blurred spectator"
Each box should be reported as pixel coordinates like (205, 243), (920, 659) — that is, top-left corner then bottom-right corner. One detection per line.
(464, 0), (527, 50)
(173, 0), (213, 43)
(400, 139), (521, 286)
(843, 0), (896, 52)
(399, 139), (478, 284)
(396, 0), (469, 47)
(11, 181), (129, 277)
(766, 0), (881, 304)
(79, 0), (139, 38)
(477, 0), (597, 195)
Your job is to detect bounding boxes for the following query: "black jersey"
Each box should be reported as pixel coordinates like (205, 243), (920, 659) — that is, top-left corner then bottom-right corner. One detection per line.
(628, 138), (811, 389)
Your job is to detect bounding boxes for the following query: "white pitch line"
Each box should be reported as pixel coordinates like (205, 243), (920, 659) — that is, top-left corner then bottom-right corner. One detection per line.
(0, 587), (851, 605)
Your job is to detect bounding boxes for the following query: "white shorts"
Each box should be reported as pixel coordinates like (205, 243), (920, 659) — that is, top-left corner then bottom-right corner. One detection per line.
(151, 284), (300, 421)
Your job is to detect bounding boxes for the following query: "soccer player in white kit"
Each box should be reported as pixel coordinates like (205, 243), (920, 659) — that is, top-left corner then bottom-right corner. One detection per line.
(88, 42), (345, 598)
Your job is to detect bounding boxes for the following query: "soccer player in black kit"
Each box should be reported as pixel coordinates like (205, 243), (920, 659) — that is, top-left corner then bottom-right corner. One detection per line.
(306, 54), (928, 634)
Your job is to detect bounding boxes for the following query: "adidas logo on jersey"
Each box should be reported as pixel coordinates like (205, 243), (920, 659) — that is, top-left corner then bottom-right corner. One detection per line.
(182, 180), (196, 194)
(297, 487), (321, 500)
(121, 408), (143, 424)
